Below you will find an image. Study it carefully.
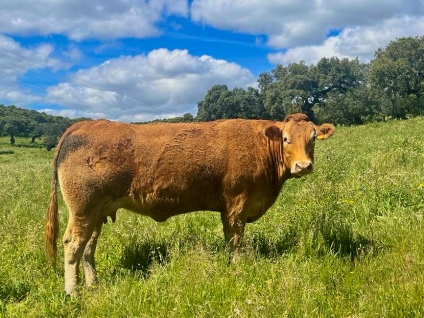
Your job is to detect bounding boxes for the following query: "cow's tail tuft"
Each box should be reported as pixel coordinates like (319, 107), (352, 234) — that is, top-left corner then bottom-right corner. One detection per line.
(45, 164), (59, 265)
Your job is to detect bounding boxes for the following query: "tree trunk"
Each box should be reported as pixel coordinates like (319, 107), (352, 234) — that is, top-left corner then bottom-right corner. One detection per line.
(302, 102), (316, 123)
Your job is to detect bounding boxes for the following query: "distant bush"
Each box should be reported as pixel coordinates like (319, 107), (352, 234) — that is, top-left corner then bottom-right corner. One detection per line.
(43, 135), (58, 151)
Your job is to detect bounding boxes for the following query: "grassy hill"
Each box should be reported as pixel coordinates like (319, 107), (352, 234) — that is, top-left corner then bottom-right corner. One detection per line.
(0, 118), (423, 317)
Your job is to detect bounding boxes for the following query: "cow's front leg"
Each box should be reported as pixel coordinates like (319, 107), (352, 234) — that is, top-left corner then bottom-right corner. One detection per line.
(220, 211), (246, 261)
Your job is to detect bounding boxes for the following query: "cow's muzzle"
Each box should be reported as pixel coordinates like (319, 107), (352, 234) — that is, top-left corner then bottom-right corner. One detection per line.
(291, 161), (313, 176)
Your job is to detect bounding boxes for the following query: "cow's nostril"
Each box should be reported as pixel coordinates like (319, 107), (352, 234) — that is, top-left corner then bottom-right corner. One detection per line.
(295, 162), (313, 172)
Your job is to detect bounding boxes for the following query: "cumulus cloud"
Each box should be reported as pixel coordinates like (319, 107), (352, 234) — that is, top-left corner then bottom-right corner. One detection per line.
(45, 49), (256, 122)
(191, 0), (424, 49)
(0, 0), (188, 41)
(268, 16), (424, 65)
(191, 0), (321, 47)
(0, 34), (63, 104)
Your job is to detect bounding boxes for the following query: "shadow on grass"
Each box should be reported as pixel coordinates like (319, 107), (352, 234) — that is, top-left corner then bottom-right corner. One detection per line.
(0, 150), (14, 155)
(118, 229), (302, 274)
(0, 278), (30, 304)
(249, 227), (301, 258)
(117, 218), (377, 274)
(319, 215), (378, 261)
(118, 237), (169, 277)
(246, 216), (379, 261)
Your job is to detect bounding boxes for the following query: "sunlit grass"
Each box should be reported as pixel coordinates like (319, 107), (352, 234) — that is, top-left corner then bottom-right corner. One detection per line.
(1, 118), (424, 317)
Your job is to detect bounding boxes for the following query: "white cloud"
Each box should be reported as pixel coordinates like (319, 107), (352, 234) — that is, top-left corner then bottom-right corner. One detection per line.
(0, 34), (63, 104)
(63, 45), (83, 62)
(0, 35), (61, 75)
(191, 0), (424, 49)
(45, 49), (256, 122)
(4, 0), (420, 49)
(0, 0), (189, 41)
(268, 16), (424, 65)
(191, 0), (320, 47)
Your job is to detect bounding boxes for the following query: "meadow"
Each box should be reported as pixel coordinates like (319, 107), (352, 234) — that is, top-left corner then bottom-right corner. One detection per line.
(0, 118), (423, 317)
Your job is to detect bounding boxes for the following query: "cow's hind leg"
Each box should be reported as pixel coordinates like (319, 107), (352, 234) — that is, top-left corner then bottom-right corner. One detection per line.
(82, 218), (103, 288)
(63, 213), (96, 295)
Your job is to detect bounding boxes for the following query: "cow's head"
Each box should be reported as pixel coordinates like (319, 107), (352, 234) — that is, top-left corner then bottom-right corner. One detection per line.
(264, 113), (335, 177)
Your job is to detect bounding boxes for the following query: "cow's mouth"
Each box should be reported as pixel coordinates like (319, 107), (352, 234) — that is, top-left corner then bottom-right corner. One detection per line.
(291, 161), (313, 176)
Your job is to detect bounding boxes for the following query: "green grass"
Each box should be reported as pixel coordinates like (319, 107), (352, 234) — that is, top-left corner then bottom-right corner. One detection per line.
(0, 118), (423, 317)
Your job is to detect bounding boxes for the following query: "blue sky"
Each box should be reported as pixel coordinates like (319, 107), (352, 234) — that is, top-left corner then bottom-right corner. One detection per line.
(1, 0), (423, 122)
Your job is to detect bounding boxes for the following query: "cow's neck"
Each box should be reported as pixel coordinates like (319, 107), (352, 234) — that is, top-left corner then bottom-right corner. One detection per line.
(266, 139), (287, 189)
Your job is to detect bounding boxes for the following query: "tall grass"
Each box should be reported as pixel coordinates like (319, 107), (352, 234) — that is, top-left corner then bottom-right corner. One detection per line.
(0, 118), (423, 317)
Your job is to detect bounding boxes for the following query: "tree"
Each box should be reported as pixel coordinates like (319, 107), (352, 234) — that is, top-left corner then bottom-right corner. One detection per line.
(182, 113), (194, 122)
(261, 62), (310, 120)
(3, 117), (22, 140)
(30, 124), (44, 143)
(369, 36), (424, 117)
(197, 85), (230, 121)
(258, 72), (274, 92)
(314, 83), (385, 125)
(260, 58), (366, 121)
(231, 87), (269, 119)
(197, 85), (268, 121)
(142, 112), (195, 124)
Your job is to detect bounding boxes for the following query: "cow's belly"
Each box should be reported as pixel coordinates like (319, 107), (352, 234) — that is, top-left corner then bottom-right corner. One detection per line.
(113, 191), (223, 222)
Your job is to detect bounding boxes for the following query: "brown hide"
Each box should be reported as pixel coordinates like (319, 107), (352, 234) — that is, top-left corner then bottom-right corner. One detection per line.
(44, 113), (335, 294)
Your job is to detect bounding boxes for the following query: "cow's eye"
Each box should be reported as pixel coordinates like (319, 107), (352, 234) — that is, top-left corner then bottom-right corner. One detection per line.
(283, 136), (288, 142)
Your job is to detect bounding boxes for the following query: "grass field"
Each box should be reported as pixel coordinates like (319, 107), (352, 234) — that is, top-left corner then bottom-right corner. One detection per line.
(0, 118), (423, 317)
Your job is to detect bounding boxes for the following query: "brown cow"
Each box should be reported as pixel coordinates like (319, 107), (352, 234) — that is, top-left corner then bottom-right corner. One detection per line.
(45, 113), (335, 295)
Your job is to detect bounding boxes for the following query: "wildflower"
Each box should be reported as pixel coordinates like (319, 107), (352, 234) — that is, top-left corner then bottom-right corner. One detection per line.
(418, 183), (424, 189)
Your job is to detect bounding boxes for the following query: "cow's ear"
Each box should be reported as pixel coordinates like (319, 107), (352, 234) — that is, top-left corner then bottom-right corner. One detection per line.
(263, 125), (281, 141)
(316, 123), (335, 140)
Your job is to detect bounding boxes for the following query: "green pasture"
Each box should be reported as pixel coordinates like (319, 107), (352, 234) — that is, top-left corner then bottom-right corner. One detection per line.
(0, 118), (423, 317)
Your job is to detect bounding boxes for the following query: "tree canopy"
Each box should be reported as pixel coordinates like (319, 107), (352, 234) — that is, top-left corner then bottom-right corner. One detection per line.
(197, 36), (424, 125)
(196, 85), (269, 121)
(369, 36), (424, 118)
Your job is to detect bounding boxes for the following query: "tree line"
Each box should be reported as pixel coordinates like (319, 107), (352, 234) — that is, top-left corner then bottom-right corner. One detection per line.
(1, 36), (423, 148)
(196, 36), (424, 125)
(0, 105), (87, 150)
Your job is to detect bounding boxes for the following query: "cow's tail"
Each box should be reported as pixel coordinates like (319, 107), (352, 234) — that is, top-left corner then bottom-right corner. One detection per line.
(44, 124), (76, 265)
(45, 149), (60, 265)
(44, 122), (86, 265)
